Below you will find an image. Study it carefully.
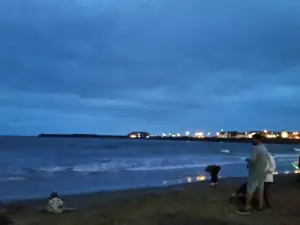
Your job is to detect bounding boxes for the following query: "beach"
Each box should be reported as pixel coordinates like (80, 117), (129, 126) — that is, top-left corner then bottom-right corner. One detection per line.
(4, 174), (300, 225)
(1, 136), (300, 224)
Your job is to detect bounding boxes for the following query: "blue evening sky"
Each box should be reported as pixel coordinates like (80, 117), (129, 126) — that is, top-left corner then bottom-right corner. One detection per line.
(1, 0), (300, 135)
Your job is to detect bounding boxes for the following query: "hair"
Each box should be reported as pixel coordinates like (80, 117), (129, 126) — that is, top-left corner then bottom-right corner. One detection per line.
(252, 133), (264, 141)
(49, 191), (58, 199)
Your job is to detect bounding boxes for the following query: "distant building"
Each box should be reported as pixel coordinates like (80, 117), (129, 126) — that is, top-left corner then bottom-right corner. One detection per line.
(128, 132), (151, 139)
(281, 130), (293, 139)
(235, 132), (249, 138)
(217, 131), (238, 138)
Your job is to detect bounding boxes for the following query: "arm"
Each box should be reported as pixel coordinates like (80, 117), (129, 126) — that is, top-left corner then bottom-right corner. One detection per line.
(267, 155), (276, 173)
(248, 146), (258, 169)
(58, 199), (64, 209)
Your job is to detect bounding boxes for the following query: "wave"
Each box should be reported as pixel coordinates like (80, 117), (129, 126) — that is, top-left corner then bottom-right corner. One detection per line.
(16, 155), (245, 174)
(30, 153), (298, 174)
(1, 152), (298, 181)
(220, 149), (230, 154)
(269, 153), (299, 163)
(0, 176), (27, 183)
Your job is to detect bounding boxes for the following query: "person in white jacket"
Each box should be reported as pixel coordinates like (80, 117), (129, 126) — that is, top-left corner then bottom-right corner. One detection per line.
(230, 153), (276, 210)
(264, 153), (276, 209)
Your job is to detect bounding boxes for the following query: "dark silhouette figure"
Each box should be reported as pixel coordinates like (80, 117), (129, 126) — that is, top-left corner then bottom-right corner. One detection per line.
(205, 165), (221, 187)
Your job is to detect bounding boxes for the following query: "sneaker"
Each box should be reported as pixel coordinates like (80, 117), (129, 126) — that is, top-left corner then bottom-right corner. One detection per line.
(236, 208), (251, 215)
(210, 183), (217, 188)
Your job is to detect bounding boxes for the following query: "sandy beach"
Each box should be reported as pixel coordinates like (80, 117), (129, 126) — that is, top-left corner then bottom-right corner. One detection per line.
(2, 174), (299, 225)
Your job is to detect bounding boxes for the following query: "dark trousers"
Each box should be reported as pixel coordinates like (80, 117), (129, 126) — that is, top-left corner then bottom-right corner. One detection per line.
(263, 182), (272, 207)
(234, 182), (272, 207)
(211, 166), (221, 183)
(235, 182), (247, 195)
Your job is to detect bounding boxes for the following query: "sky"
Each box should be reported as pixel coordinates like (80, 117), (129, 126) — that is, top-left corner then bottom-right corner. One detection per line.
(1, 0), (300, 135)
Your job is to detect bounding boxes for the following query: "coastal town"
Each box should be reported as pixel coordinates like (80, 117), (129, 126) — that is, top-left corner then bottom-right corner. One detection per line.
(39, 130), (300, 143)
(128, 130), (299, 140)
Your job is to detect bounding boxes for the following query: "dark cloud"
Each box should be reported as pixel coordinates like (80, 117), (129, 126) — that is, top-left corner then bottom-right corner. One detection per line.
(0, 0), (300, 134)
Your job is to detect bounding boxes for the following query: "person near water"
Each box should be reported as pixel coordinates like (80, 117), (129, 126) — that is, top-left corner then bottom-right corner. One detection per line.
(264, 152), (276, 209)
(230, 152), (275, 209)
(43, 191), (77, 214)
(236, 133), (269, 215)
(46, 192), (64, 214)
(205, 164), (221, 187)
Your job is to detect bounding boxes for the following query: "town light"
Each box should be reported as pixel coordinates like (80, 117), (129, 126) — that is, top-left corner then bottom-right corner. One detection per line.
(196, 176), (206, 181)
(281, 131), (288, 138)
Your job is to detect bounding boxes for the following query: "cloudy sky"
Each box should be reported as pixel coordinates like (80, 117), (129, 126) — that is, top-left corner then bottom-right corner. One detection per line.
(1, 0), (300, 135)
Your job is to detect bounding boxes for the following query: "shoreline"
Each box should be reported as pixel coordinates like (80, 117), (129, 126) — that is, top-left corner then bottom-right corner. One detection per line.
(6, 176), (248, 210)
(6, 174), (300, 225)
(7, 172), (298, 209)
(4, 165), (300, 207)
(5, 175), (242, 208)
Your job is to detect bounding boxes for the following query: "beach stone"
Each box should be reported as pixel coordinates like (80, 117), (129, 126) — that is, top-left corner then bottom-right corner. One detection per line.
(5, 204), (27, 215)
(0, 214), (13, 225)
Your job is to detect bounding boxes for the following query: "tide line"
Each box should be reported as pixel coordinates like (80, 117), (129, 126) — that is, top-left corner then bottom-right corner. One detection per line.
(161, 169), (300, 185)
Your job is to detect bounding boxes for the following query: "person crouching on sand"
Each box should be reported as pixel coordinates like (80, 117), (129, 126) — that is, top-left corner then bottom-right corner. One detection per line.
(205, 164), (221, 187)
(44, 192), (77, 214)
(46, 192), (64, 214)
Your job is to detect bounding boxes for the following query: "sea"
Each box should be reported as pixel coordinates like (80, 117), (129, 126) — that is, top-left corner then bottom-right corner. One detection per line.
(0, 136), (299, 202)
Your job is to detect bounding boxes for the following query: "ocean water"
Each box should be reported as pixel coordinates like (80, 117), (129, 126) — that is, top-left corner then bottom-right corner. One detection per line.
(0, 136), (299, 202)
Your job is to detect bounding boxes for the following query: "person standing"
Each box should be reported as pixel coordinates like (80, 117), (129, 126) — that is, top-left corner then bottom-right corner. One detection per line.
(264, 153), (276, 209)
(236, 133), (269, 215)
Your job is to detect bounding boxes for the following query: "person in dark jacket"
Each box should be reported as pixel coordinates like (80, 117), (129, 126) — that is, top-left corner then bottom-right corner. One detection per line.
(205, 164), (221, 187)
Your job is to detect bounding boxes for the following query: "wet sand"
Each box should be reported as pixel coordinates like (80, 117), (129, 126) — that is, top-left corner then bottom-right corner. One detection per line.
(4, 174), (300, 225)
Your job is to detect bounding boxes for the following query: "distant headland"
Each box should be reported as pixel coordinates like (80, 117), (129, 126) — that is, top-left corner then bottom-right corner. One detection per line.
(38, 133), (126, 139)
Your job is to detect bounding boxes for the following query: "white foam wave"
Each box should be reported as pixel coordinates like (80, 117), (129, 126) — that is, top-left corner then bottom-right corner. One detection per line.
(39, 166), (69, 173)
(273, 153), (299, 159)
(31, 156), (245, 174)
(3, 152), (298, 177)
(0, 176), (26, 183)
(220, 149), (230, 154)
(126, 161), (243, 171)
